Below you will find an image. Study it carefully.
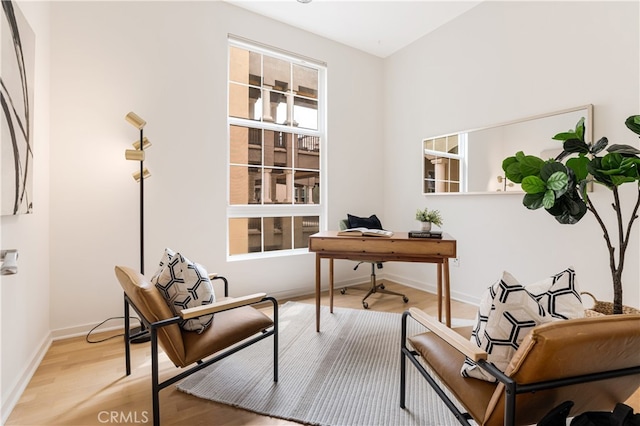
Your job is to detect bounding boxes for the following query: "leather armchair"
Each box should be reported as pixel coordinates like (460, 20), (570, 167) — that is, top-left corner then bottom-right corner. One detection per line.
(115, 266), (278, 426)
(401, 308), (640, 425)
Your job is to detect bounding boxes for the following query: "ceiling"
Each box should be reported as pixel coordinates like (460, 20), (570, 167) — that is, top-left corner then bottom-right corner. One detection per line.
(224, 0), (482, 58)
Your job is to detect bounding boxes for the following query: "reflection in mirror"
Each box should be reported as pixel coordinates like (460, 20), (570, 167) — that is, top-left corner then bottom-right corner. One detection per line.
(422, 105), (593, 194)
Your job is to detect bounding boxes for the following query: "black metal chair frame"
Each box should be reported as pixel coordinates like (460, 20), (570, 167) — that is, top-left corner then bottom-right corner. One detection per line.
(338, 217), (408, 308)
(400, 311), (640, 426)
(123, 275), (278, 426)
(342, 261), (408, 309)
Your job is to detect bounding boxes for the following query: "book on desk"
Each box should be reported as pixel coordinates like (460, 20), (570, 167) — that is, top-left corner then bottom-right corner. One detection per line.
(408, 230), (443, 239)
(337, 227), (394, 237)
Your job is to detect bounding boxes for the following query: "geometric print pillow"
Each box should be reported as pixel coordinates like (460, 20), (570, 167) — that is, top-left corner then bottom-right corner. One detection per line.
(525, 266), (584, 320)
(151, 252), (216, 334)
(152, 247), (176, 279)
(461, 270), (553, 382)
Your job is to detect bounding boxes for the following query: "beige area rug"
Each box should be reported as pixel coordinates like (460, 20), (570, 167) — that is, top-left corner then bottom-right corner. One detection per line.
(177, 301), (469, 426)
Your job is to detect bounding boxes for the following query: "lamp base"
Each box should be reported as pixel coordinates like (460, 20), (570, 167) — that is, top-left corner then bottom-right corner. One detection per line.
(130, 326), (151, 344)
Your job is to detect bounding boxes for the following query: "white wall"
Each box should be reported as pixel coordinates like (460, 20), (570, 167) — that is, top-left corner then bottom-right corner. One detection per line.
(3, 1), (639, 420)
(1, 1), (51, 421)
(48, 1), (385, 334)
(382, 1), (640, 308)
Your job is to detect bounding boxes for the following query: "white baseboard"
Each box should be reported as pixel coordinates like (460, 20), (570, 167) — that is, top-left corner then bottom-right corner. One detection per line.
(384, 272), (481, 306)
(1, 332), (52, 424)
(265, 276), (366, 301)
(51, 318), (135, 341)
(270, 273), (480, 307)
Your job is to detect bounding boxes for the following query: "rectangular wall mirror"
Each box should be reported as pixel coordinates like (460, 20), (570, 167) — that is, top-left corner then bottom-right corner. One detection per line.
(422, 104), (593, 194)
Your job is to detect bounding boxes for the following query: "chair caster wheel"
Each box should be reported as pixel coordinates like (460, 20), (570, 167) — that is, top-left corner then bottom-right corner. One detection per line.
(363, 302), (369, 309)
(340, 288), (346, 295)
(379, 284), (385, 290)
(403, 296), (409, 303)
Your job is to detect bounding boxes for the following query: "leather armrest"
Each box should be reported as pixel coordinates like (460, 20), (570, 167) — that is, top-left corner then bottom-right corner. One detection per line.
(408, 307), (487, 362)
(180, 292), (267, 319)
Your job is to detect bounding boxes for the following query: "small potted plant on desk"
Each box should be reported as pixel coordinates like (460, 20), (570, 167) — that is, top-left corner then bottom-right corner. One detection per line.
(502, 115), (640, 314)
(416, 208), (443, 232)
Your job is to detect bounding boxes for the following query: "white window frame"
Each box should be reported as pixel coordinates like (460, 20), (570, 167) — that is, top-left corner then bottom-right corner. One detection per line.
(227, 36), (327, 261)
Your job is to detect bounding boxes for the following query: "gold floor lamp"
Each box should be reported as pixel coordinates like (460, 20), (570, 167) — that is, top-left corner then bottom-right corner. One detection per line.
(124, 111), (151, 344)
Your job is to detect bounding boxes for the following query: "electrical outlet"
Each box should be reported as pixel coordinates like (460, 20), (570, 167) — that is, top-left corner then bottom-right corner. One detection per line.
(452, 258), (460, 267)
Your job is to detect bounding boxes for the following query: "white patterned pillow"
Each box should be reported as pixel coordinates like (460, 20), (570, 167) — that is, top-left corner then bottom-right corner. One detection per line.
(152, 247), (176, 278)
(461, 271), (553, 382)
(152, 252), (216, 333)
(526, 267), (584, 320)
(467, 271), (507, 349)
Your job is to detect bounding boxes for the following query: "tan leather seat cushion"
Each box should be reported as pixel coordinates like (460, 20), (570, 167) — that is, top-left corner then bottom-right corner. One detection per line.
(181, 305), (274, 366)
(408, 326), (497, 422)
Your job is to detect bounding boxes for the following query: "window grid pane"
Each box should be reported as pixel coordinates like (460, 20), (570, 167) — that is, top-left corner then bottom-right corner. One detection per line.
(228, 40), (324, 257)
(229, 215), (320, 255)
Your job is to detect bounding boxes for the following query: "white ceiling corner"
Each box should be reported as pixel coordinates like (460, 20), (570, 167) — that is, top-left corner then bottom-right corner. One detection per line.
(223, 0), (483, 58)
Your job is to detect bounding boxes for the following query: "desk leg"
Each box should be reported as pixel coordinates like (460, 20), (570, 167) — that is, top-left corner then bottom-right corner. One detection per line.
(436, 261), (443, 323)
(329, 258), (334, 314)
(316, 253), (321, 332)
(444, 258), (451, 328)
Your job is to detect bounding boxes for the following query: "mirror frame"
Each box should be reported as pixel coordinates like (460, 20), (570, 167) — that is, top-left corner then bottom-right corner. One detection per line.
(422, 104), (593, 195)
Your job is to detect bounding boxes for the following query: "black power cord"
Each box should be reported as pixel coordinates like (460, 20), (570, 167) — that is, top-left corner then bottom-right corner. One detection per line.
(85, 316), (142, 344)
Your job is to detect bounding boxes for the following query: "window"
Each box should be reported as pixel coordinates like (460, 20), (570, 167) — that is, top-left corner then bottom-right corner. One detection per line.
(228, 38), (325, 258)
(422, 133), (467, 193)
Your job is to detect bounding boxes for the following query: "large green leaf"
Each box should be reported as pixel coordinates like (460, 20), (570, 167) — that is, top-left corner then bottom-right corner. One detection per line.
(502, 156), (518, 170)
(575, 117), (585, 141)
(626, 115), (640, 136)
(590, 137), (608, 155)
(546, 171), (569, 192)
(519, 155), (545, 177)
(610, 175), (638, 185)
(566, 156), (590, 181)
(504, 161), (524, 183)
(522, 175), (546, 194)
(595, 153), (638, 184)
(523, 192), (545, 210)
(608, 144), (640, 155)
(539, 161), (566, 180)
(503, 153), (526, 183)
(621, 157), (640, 171)
(588, 157), (615, 187)
(553, 131), (577, 141)
(542, 189), (556, 209)
(563, 138), (590, 154)
(552, 117), (586, 142)
(601, 152), (624, 170)
(547, 190), (588, 224)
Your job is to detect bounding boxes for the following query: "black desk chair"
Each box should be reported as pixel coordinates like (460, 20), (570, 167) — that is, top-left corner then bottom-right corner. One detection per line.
(339, 216), (408, 309)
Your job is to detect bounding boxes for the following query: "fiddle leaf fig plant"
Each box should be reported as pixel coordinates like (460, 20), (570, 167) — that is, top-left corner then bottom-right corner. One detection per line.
(502, 115), (640, 314)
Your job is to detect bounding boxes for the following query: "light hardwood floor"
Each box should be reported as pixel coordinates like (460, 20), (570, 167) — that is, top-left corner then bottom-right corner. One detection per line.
(6, 282), (477, 426)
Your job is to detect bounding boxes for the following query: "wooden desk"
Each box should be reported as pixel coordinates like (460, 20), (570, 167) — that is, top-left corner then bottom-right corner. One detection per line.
(308, 231), (457, 331)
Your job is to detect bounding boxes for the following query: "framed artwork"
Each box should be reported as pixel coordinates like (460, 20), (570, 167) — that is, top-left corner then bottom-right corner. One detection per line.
(1, 0), (35, 215)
